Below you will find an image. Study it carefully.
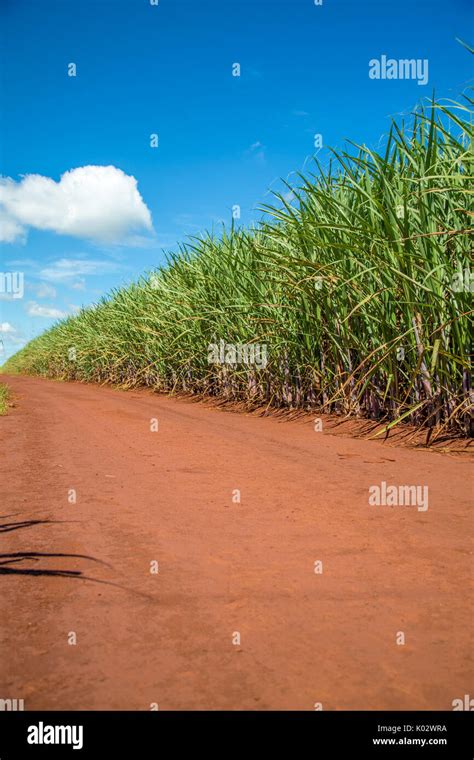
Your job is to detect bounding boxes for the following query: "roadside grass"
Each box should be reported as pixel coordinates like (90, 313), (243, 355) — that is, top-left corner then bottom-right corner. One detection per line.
(0, 384), (10, 415)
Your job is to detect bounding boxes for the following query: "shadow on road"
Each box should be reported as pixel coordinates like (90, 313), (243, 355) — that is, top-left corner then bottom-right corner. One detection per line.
(0, 520), (155, 599)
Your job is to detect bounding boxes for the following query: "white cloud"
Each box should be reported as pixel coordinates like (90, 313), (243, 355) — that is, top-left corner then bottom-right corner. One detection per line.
(0, 322), (16, 333)
(0, 323), (26, 359)
(39, 258), (122, 283)
(0, 166), (153, 244)
(26, 301), (68, 319)
(0, 208), (26, 243)
(32, 283), (57, 299)
(5, 258), (37, 267)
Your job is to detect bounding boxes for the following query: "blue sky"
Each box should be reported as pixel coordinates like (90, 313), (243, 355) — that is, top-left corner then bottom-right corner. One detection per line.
(0, 0), (472, 360)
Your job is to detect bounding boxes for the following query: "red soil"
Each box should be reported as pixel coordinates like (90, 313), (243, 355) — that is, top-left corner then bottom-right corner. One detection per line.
(0, 374), (472, 710)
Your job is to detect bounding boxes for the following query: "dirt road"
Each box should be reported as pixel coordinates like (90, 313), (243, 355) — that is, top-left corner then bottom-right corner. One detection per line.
(0, 374), (472, 710)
